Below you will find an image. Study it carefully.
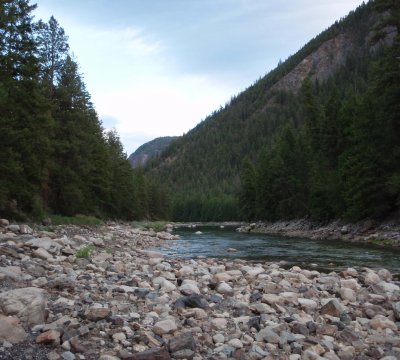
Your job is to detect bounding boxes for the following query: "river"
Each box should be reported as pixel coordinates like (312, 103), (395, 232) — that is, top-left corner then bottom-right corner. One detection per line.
(155, 226), (400, 272)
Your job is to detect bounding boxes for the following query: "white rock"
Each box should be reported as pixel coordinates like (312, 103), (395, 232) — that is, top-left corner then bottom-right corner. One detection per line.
(217, 282), (233, 295)
(213, 334), (225, 344)
(180, 282), (200, 295)
(0, 287), (46, 327)
(179, 266), (194, 276)
(364, 271), (381, 285)
(262, 294), (284, 305)
(153, 319), (177, 335)
(112, 332), (126, 342)
(26, 237), (62, 254)
(161, 280), (176, 292)
(370, 315), (397, 331)
(228, 338), (243, 348)
(214, 272), (232, 282)
(211, 318), (227, 330)
(34, 248), (53, 260)
(340, 288), (356, 302)
(298, 298), (318, 310)
(245, 267), (265, 277)
(340, 279), (360, 291)
(249, 303), (275, 314)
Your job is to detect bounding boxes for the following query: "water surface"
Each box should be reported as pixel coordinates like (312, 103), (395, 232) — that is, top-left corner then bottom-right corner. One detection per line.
(155, 226), (400, 272)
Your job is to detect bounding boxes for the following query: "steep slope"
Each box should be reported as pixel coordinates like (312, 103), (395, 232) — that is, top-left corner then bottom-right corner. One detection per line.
(147, 0), (399, 221)
(128, 136), (178, 168)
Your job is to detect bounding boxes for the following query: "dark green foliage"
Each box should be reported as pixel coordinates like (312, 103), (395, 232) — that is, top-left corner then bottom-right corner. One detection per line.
(0, 1), (164, 221)
(148, 0), (399, 222)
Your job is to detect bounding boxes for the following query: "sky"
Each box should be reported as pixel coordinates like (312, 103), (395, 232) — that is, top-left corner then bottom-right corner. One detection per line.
(33, 0), (366, 155)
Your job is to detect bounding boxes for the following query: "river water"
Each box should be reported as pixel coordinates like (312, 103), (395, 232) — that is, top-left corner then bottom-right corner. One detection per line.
(155, 226), (400, 272)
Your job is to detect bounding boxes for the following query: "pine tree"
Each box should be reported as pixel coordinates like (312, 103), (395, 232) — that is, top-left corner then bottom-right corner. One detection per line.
(0, 0), (53, 216)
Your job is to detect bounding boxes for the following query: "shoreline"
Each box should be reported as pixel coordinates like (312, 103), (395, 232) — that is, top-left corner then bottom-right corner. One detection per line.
(0, 220), (399, 359)
(237, 219), (400, 249)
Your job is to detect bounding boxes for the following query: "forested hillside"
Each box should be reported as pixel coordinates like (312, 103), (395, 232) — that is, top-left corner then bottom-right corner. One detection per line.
(0, 0), (167, 220)
(128, 136), (179, 168)
(147, 0), (400, 222)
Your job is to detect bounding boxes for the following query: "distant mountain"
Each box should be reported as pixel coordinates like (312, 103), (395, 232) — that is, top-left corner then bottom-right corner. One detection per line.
(128, 136), (178, 168)
(146, 0), (399, 221)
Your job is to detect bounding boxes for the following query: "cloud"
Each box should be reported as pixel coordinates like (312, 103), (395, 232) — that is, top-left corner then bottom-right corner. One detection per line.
(95, 74), (232, 153)
(34, 0), (366, 154)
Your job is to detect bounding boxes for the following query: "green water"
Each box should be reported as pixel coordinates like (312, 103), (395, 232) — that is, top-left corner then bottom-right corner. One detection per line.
(155, 226), (400, 272)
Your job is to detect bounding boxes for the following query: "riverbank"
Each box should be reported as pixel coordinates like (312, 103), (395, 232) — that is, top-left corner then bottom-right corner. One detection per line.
(237, 219), (400, 248)
(0, 220), (399, 359)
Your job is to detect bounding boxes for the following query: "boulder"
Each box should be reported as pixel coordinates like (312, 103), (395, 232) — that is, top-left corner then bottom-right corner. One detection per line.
(0, 315), (27, 344)
(26, 237), (62, 253)
(0, 287), (46, 327)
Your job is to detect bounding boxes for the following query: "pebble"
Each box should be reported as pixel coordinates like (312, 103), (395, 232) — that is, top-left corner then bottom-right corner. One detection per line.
(0, 221), (398, 360)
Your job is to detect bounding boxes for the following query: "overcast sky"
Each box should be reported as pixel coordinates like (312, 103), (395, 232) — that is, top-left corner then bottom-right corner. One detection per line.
(33, 0), (365, 154)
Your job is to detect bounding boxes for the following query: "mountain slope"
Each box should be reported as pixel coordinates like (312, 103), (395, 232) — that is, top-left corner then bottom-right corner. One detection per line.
(147, 0), (399, 221)
(128, 136), (178, 168)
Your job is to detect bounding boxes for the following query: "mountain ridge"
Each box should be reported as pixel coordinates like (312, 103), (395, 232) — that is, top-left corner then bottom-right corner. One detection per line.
(146, 0), (399, 221)
(128, 136), (178, 168)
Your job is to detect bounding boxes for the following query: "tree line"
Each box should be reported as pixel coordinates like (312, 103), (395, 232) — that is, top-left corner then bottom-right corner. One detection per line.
(0, 0), (168, 220)
(148, 0), (399, 222)
(239, 10), (400, 222)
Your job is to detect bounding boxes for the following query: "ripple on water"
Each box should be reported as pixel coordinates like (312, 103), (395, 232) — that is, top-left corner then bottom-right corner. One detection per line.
(153, 226), (400, 272)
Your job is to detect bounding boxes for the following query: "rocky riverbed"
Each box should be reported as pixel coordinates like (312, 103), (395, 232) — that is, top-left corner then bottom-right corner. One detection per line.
(0, 220), (399, 360)
(237, 219), (400, 248)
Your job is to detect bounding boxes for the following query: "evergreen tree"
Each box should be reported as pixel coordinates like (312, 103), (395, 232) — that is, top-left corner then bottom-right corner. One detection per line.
(0, 0), (53, 216)
(35, 16), (69, 98)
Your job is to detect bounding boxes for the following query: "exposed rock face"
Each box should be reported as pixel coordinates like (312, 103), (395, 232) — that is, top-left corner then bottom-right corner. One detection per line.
(128, 136), (178, 168)
(0, 221), (399, 359)
(270, 15), (398, 95)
